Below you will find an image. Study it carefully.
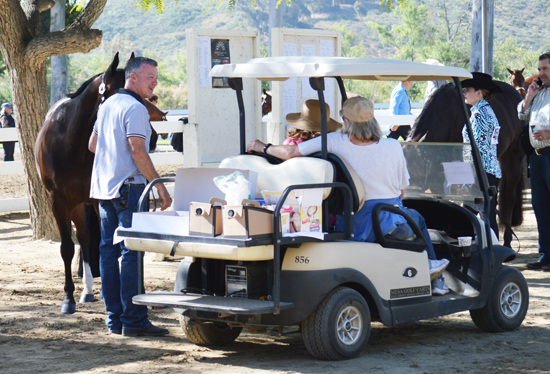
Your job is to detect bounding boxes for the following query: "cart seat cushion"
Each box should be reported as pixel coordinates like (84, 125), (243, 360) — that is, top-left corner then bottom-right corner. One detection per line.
(220, 155), (335, 199)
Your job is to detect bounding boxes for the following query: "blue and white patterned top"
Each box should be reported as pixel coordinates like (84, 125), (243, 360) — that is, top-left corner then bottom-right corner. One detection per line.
(462, 100), (502, 178)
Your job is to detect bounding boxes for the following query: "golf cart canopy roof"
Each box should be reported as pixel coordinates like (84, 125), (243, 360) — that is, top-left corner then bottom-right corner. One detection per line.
(210, 56), (473, 81)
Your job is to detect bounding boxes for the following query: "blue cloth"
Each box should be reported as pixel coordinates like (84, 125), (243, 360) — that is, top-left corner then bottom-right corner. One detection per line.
(529, 153), (550, 263)
(98, 183), (152, 332)
(462, 100), (502, 178)
(389, 83), (412, 115)
(336, 196), (436, 260)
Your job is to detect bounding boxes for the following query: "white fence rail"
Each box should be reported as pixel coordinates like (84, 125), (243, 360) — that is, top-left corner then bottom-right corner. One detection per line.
(0, 106), (422, 213)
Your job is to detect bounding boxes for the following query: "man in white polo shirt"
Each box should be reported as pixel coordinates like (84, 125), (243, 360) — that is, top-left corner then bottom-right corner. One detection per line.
(89, 57), (171, 337)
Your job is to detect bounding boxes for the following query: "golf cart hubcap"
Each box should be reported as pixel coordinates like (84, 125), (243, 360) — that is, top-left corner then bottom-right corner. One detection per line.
(500, 282), (522, 319)
(337, 306), (363, 345)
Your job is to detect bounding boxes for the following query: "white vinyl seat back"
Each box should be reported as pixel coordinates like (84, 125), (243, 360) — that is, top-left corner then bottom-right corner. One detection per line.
(219, 155), (334, 199)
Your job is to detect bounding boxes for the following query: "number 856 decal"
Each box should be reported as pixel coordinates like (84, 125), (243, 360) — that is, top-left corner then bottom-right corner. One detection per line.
(295, 256), (309, 264)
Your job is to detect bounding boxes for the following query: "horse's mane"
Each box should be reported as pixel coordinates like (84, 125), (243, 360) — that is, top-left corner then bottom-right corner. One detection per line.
(67, 73), (101, 99)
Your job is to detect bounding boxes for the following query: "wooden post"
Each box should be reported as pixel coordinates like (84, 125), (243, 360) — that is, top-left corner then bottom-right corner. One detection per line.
(50, 0), (68, 105)
(470, 0), (493, 75)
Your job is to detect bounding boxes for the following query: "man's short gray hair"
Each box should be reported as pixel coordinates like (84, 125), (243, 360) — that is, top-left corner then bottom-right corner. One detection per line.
(340, 111), (383, 142)
(124, 57), (158, 80)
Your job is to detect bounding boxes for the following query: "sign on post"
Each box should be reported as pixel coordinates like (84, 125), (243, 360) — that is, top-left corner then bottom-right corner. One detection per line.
(186, 29), (261, 167)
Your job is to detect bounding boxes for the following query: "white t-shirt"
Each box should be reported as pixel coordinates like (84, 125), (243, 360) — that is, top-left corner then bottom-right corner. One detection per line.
(298, 133), (410, 200)
(90, 91), (151, 200)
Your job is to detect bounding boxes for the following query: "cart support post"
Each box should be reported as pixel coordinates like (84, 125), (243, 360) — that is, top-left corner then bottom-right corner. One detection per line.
(309, 77), (327, 160)
(228, 78), (246, 155)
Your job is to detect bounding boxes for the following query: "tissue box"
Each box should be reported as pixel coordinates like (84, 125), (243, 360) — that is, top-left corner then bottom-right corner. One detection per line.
(222, 200), (274, 239)
(189, 197), (226, 237)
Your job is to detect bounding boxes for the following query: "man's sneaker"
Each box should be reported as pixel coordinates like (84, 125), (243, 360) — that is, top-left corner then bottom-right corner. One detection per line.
(122, 324), (169, 337)
(432, 276), (450, 296)
(385, 223), (416, 241)
(429, 258), (450, 280)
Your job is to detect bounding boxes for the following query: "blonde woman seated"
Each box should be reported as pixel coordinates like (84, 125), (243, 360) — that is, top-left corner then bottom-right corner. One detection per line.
(247, 97), (450, 295)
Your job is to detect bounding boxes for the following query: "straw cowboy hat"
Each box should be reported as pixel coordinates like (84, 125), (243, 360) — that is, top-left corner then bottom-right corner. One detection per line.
(461, 72), (503, 93)
(286, 100), (342, 132)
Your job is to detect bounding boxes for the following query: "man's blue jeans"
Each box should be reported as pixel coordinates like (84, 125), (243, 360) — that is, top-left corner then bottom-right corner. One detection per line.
(530, 153), (550, 263)
(98, 183), (151, 332)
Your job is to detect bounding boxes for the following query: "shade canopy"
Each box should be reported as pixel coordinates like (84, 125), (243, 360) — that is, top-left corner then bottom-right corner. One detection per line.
(210, 56), (472, 82)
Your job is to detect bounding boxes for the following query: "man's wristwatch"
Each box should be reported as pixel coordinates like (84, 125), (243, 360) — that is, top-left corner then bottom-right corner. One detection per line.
(263, 143), (273, 154)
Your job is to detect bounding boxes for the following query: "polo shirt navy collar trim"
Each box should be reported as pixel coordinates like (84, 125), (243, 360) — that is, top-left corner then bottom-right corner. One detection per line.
(117, 88), (146, 106)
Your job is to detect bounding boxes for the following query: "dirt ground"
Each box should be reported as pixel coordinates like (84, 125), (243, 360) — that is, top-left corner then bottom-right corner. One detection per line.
(1, 171), (550, 373)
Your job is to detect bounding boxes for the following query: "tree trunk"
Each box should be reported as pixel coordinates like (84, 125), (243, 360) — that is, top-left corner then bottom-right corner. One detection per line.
(470, 0), (493, 75)
(268, 0), (284, 57)
(50, 0), (67, 105)
(7, 56), (59, 239)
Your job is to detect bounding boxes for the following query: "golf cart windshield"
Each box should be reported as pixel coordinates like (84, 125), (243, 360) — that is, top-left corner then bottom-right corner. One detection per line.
(402, 142), (484, 212)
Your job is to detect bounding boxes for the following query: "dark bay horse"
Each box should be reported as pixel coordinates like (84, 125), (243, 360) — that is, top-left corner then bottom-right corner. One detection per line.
(35, 53), (168, 314)
(407, 82), (527, 248)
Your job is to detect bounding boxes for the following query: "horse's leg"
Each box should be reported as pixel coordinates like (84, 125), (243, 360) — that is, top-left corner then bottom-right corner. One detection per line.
(71, 204), (95, 303)
(51, 195), (77, 314)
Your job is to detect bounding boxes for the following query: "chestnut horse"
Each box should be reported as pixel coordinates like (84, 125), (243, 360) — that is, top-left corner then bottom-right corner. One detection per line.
(507, 67), (540, 98)
(407, 81), (528, 248)
(35, 53), (167, 314)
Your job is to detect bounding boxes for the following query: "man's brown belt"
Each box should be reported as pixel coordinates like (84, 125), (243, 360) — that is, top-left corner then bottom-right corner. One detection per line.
(535, 146), (550, 156)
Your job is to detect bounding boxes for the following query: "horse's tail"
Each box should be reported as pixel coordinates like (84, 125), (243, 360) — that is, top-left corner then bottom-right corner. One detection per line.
(78, 204), (101, 278)
(498, 162), (525, 228)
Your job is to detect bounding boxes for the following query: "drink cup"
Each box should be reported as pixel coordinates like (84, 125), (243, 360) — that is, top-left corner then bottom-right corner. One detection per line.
(458, 236), (472, 247)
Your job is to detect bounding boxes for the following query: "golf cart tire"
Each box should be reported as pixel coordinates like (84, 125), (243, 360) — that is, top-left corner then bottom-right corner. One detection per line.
(301, 287), (371, 360)
(470, 266), (529, 332)
(180, 315), (243, 346)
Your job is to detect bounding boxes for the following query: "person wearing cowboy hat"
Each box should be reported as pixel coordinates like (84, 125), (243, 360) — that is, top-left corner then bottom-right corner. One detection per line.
(1, 103), (16, 162)
(247, 97), (450, 294)
(461, 72), (503, 241)
(283, 100), (342, 145)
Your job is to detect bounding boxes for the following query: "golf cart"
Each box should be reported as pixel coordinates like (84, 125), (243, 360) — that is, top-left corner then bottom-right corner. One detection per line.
(116, 57), (528, 360)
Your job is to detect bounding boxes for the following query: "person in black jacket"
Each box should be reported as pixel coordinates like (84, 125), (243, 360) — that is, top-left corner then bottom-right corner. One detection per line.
(1, 103), (16, 162)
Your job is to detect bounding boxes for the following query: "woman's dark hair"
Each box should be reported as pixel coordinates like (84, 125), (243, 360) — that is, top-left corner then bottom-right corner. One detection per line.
(473, 87), (497, 101)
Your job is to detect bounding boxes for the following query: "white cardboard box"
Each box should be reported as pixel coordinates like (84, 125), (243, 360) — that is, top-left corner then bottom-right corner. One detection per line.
(129, 167), (258, 237)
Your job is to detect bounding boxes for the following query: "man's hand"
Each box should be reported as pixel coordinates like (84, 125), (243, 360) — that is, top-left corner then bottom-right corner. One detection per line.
(247, 139), (266, 154)
(156, 184), (171, 211)
(533, 129), (550, 142)
(523, 81), (543, 111)
(391, 125), (399, 132)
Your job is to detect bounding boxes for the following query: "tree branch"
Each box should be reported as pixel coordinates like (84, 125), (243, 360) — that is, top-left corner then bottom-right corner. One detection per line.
(24, 28), (103, 66)
(68, 0), (108, 31)
(21, 0), (55, 34)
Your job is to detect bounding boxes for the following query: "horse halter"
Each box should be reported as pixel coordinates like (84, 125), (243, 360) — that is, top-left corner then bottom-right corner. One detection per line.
(98, 72), (106, 104)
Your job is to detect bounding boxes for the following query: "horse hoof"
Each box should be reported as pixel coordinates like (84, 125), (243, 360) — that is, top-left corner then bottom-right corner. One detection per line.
(79, 294), (95, 303)
(61, 302), (76, 314)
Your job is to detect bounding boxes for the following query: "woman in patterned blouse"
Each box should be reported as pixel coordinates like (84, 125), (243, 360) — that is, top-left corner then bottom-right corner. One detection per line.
(461, 72), (503, 240)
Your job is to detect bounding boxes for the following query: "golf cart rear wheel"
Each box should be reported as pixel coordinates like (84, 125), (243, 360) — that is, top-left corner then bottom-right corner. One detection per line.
(302, 287), (371, 360)
(470, 266), (529, 332)
(180, 315), (242, 346)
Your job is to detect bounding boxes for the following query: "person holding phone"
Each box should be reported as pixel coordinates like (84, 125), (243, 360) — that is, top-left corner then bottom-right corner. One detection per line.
(518, 52), (550, 270)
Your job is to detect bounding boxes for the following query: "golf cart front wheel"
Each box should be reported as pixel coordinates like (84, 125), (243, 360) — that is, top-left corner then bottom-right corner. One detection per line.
(470, 266), (529, 332)
(302, 287), (371, 360)
(180, 315), (243, 346)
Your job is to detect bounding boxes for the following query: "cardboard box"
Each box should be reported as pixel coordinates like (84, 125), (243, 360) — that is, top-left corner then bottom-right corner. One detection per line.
(129, 167), (257, 237)
(189, 197), (226, 237)
(222, 200), (274, 239)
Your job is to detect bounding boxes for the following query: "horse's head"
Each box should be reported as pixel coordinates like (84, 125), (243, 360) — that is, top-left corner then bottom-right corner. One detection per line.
(99, 52), (134, 102)
(407, 83), (464, 143)
(507, 68), (526, 97)
(144, 99), (168, 121)
(261, 89), (272, 116)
